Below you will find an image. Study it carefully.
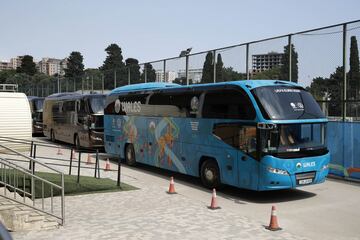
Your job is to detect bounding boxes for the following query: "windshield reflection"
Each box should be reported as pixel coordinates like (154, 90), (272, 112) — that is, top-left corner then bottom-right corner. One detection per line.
(260, 123), (327, 157)
(89, 96), (106, 114)
(34, 99), (44, 112)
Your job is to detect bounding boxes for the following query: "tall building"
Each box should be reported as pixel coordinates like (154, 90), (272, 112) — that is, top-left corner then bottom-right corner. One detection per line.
(0, 61), (13, 71)
(155, 70), (176, 82)
(177, 69), (203, 83)
(252, 52), (284, 73)
(10, 56), (24, 69)
(38, 58), (67, 76)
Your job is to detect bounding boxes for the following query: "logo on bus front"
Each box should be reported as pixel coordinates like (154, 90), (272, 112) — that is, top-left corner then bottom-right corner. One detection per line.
(296, 162), (302, 169)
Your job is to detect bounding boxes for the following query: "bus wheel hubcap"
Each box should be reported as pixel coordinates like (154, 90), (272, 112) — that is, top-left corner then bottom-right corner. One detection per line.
(205, 169), (214, 181)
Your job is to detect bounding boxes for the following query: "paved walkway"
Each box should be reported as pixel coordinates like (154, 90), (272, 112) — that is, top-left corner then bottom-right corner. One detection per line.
(7, 142), (309, 240)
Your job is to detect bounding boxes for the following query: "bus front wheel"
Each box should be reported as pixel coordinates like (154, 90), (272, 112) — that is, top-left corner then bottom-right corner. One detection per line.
(125, 144), (136, 166)
(200, 159), (221, 189)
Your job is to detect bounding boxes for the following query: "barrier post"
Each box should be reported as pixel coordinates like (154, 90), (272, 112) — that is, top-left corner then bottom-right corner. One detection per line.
(117, 157), (121, 187)
(69, 148), (73, 175)
(32, 144), (36, 172)
(94, 149), (99, 178)
(30, 141), (33, 158)
(77, 152), (81, 183)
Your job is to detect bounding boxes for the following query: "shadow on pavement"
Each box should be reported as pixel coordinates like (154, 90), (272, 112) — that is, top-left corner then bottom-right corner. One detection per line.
(120, 162), (317, 204)
(35, 137), (317, 204)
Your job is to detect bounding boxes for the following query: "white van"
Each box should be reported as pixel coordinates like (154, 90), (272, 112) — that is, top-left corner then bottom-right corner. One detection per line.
(0, 92), (32, 152)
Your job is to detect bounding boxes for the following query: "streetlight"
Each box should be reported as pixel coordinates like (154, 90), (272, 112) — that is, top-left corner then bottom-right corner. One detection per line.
(179, 48), (192, 85)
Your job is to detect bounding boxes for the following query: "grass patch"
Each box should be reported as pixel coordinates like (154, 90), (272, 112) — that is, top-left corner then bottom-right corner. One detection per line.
(0, 169), (138, 198)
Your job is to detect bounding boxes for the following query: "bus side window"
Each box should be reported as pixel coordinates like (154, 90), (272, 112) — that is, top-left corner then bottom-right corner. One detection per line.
(213, 124), (257, 158)
(171, 93), (201, 118)
(63, 101), (76, 124)
(202, 89), (255, 120)
(77, 100), (87, 124)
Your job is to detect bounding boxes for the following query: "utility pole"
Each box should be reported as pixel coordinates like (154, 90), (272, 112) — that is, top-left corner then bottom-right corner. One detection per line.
(114, 70), (117, 88)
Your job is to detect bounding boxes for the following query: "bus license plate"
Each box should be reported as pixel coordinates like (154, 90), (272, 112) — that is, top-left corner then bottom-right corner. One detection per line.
(299, 179), (313, 185)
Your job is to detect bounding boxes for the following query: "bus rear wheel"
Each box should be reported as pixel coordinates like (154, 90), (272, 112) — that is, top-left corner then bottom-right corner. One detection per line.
(125, 144), (136, 166)
(200, 159), (221, 189)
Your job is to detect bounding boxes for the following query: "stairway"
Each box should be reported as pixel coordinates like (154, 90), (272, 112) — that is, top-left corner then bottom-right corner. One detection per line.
(0, 188), (60, 232)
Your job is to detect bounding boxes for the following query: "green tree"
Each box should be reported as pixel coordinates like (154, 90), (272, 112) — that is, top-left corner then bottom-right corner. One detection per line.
(280, 44), (298, 82)
(201, 52), (214, 83)
(216, 53), (223, 82)
(0, 69), (16, 84)
(252, 66), (282, 80)
(308, 77), (331, 101)
(84, 68), (103, 91)
(17, 55), (37, 76)
(140, 63), (156, 82)
(125, 58), (141, 84)
(100, 43), (127, 88)
(348, 36), (360, 99)
(308, 67), (344, 117)
(222, 67), (246, 82)
(65, 51), (84, 90)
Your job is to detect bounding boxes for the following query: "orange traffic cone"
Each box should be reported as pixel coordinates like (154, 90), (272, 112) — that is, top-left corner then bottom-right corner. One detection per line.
(71, 149), (77, 160)
(208, 188), (221, 210)
(167, 176), (176, 194)
(57, 147), (63, 155)
(104, 158), (111, 171)
(86, 154), (93, 165)
(266, 205), (282, 231)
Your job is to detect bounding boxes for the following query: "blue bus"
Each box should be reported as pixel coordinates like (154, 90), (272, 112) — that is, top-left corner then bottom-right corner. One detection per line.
(104, 80), (330, 191)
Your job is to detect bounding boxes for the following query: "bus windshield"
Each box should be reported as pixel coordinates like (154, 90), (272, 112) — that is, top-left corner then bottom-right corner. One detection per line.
(34, 99), (44, 112)
(260, 123), (327, 158)
(252, 86), (325, 120)
(89, 96), (106, 114)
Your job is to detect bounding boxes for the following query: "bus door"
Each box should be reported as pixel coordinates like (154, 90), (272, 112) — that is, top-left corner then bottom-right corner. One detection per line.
(213, 123), (258, 189)
(76, 99), (89, 145)
(236, 125), (259, 189)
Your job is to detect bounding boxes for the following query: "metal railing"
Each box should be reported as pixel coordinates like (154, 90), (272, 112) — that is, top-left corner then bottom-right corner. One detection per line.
(0, 135), (122, 186)
(17, 19), (360, 123)
(0, 144), (65, 225)
(0, 84), (18, 92)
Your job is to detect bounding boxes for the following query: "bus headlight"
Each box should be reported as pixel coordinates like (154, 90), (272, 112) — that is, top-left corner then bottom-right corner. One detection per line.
(267, 167), (289, 175)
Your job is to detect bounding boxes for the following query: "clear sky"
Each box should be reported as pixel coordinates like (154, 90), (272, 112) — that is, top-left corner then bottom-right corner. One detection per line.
(1, 0), (359, 85)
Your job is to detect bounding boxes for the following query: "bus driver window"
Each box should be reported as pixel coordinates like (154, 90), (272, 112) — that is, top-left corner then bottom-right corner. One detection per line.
(238, 126), (257, 155)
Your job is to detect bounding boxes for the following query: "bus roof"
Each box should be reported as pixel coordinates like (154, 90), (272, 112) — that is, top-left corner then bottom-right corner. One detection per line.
(110, 82), (181, 94)
(109, 80), (301, 95)
(45, 92), (106, 101)
(27, 96), (44, 101)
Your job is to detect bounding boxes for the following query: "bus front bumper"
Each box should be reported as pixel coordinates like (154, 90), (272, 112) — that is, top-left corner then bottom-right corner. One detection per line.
(257, 153), (330, 191)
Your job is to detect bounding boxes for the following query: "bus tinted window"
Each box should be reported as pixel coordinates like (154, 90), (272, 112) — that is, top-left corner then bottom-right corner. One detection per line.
(89, 96), (106, 114)
(213, 123), (257, 158)
(202, 89), (255, 119)
(252, 86), (325, 120)
(34, 99), (44, 111)
(148, 92), (201, 118)
(63, 101), (75, 112)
